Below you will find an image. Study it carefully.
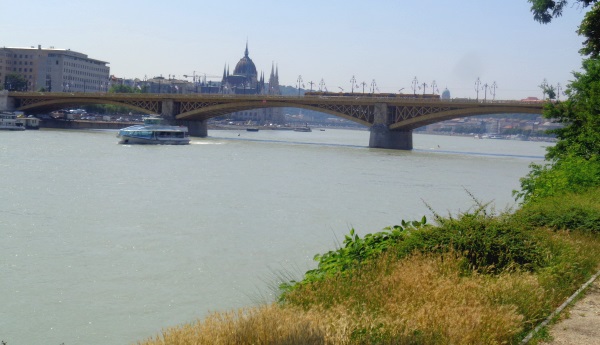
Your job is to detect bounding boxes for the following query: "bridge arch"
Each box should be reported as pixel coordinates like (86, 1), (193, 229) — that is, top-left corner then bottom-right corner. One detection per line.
(176, 101), (372, 127)
(390, 105), (544, 130)
(16, 97), (153, 115)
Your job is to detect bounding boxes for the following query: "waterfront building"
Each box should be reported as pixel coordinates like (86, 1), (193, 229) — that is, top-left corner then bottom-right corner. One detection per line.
(0, 45), (110, 92)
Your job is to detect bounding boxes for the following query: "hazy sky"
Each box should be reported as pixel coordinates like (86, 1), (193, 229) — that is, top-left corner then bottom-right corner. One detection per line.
(1, 0), (589, 99)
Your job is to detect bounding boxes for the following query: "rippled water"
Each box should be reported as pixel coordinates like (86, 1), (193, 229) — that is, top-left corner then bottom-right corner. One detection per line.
(0, 128), (548, 344)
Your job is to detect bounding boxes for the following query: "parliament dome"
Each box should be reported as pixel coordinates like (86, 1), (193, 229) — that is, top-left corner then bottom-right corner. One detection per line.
(233, 45), (257, 77)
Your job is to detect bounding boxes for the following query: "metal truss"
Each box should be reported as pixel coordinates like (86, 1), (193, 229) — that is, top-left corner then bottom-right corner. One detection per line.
(179, 101), (223, 114)
(17, 98), (46, 107)
(315, 104), (374, 122)
(117, 99), (161, 114)
(392, 105), (454, 123)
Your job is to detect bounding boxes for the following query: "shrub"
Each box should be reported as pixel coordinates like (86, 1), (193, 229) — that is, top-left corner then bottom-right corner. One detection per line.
(514, 155), (600, 203)
(514, 187), (600, 233)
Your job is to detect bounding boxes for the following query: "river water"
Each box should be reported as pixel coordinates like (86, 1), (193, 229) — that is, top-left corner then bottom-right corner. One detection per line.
(0, 128), (548, 344)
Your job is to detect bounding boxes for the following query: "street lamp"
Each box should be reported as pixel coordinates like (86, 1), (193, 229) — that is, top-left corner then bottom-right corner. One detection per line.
(475, 77), (482, 101)
(297, 75), (303, 96)
(411, 77), (418, 96)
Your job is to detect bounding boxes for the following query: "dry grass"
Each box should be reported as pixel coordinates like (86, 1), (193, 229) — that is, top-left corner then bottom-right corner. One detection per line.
(137, 252), (536, 345)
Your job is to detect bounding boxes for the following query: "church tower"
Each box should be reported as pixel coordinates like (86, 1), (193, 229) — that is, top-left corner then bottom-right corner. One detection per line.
(268, 62), (281, 95)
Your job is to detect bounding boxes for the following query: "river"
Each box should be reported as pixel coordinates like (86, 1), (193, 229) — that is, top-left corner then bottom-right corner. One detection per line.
(0, 128), (548, 344)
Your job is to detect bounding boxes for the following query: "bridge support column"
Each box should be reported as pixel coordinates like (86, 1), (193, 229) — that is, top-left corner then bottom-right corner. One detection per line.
(369, 103), (413, 150)
(160, 99), (207, 137)
(0, 90), (15, 112)
(177, 119), (207, 137)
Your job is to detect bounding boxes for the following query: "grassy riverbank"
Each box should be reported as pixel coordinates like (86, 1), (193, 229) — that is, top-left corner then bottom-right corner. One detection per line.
(136, 188), (600, 344)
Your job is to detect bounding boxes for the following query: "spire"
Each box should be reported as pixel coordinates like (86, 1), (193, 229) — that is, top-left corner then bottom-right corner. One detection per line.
(222, 64), (227, 81)
(244, 40), (249, 57)
(270, 62), (275, 78)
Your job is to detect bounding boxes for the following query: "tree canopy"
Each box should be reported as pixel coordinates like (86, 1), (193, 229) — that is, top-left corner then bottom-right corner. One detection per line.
(517, 1), (600, 202)
(4, 73), (29, 91)
(529, 0), (600, 56)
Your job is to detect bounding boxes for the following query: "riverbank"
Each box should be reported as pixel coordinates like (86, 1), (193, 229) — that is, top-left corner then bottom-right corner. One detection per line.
(136, 187), (600, 344)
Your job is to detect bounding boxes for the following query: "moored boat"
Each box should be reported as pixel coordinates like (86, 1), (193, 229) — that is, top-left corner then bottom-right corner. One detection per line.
(117, 117), (190, 145)
(293, 123), (312, 132)
(0, 112), (26, 131)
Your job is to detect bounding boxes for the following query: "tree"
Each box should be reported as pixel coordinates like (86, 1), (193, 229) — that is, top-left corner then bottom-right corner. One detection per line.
(4, 73), (28, 91)
(516, 1), (600, 202)
(109, 84), (134, 93)
(543, 59), (600, 160)
(529, 0), (600, 56)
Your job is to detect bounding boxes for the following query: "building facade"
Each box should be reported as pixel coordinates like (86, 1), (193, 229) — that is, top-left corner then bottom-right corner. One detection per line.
(0, 45), (110, 92)
(220, 43), (283, 124)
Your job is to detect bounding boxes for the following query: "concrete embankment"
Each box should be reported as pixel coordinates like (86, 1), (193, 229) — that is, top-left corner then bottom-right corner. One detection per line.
(40, 120), (135, 130)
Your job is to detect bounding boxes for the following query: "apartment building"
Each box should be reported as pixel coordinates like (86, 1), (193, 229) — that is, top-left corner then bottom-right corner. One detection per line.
(0, 45), (110, 92)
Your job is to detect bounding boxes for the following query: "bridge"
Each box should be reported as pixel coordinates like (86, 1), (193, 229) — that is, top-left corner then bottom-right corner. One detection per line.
(0, 91), (544, 150)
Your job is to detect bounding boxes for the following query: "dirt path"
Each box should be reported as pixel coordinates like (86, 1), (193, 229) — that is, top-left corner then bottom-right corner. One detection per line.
(541, 279), (600, 344)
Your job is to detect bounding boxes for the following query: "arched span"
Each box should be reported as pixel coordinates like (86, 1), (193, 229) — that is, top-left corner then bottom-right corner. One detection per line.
(176, 101), (373, 127)
(390, 105), (544, 131)
(16, 97), (153, 115)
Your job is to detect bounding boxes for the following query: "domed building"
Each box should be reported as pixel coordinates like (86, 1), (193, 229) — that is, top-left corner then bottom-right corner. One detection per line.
(441, 88), (451, 100)
(222, 43), (264, 94)
(220, 43), (283, 124)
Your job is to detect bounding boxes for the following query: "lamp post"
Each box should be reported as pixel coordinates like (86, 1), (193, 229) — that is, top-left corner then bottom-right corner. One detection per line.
(371, 80), (378, 94)
(297, 75), (303, 96)
(350, 75), (356, 94)
(475, 77), (482, 101)
(411, 77), (418, 96)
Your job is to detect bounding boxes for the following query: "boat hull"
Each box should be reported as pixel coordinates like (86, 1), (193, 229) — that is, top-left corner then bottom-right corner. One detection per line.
(0, 126), (26, 131)
(117, 135), (189, 145)
(117, 119), (190, 145)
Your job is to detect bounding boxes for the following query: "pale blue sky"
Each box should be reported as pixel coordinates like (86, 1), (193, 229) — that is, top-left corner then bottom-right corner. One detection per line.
(1, 0), (589, 99)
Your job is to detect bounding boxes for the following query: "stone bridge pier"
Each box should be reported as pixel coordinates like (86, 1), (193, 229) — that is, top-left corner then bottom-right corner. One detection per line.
(369, 103), (413, 150)
(0, 90), (15, 112)
(161, 99), (207, 137)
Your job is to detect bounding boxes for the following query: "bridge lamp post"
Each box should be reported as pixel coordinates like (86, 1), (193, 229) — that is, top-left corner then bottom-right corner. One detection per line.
(370, 80), (378, 94)
(411, 77), (418, 96)
(483, 83), (489, 102)
(431, 80), (438, 95)
(297, 75), (303, 96)
(475, 77), (482, 101)
(491, 81), (498, 101)
(350, 75), (356, 94)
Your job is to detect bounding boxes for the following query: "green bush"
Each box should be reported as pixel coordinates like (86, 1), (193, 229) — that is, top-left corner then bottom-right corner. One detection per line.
(513, 187), (600, 233)
(514, 155), (600, 203)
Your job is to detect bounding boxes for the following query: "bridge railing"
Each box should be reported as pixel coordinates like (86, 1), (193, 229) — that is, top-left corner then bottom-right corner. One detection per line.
(8, 91), (547, 105)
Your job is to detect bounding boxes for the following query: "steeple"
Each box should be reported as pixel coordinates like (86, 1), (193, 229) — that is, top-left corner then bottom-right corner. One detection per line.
(244, 40), (249, 57)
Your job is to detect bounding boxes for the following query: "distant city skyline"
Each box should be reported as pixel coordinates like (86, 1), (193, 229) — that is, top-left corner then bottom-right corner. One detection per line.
(2, 0), (589, 100)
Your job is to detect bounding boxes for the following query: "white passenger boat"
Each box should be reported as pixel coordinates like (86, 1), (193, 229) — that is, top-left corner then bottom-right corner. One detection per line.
(117, 117), (190, 145)
(0, 112), (26, 131)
